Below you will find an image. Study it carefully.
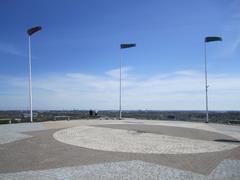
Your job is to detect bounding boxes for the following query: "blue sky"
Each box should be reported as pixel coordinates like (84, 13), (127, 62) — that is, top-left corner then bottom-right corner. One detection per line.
(0, 0), (240, 110)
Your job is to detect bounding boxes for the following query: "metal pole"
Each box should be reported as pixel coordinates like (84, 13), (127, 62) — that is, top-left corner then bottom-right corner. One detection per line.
(204, 42), (209, 123)
(119, 50), (122, 120)
(28, 36), (33, 123)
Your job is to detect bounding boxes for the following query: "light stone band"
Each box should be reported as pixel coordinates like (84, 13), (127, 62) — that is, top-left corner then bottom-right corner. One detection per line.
(53, 126), (238, 154)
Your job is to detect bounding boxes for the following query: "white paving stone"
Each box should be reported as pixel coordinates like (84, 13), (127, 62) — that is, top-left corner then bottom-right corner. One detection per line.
(0, 123), (46, 144)
(208, 160), (240, 180)
(0, 160), (239, 180)
(53, 126), (238, 154)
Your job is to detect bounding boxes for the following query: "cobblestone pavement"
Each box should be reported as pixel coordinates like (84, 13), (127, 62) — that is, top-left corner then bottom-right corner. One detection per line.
(1, 160), (240, 180)
(0, 119), (240, 179)
(0, 123), (46, 144)
(53, 126), (238, 154)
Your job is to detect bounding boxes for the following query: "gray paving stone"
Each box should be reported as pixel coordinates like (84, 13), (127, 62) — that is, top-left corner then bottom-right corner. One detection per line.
(0, 123), (46, 144)
(0, 160), (239, 180)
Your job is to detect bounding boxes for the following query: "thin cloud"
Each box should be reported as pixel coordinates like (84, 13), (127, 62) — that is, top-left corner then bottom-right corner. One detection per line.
(105, 66), (132, 79)
(218, 1), (240, 58)
(0, 68), (240, 110)
(0, 42), (27, 57)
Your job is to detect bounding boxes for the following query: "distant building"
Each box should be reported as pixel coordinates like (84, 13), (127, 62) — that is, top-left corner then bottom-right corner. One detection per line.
(22, 112), (38, 119)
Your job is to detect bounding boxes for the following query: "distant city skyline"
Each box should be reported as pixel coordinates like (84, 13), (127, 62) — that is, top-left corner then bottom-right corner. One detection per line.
(0, 0), (240, 110)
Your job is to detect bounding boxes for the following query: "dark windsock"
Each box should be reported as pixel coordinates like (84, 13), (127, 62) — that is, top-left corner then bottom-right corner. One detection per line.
(27, 26), (42, 36)
(205, 36), (222, 43)
(120, 43), (136, 49)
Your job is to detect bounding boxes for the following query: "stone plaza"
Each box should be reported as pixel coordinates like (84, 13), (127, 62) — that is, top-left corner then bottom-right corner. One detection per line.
(0, 119), (240, 179)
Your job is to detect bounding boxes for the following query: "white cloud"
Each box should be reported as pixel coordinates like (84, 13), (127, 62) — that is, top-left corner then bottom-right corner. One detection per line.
(0, 67), (240, 110)
(105, 66), (132, 79)
(0, 42), (26, 57)
(221, 35), (240, 58)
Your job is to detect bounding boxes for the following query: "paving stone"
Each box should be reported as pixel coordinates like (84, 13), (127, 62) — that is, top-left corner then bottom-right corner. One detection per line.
(1, 120), (240, 179)
(53, 126), (238, 154)
(1, 160), (239, 180)
(0, 123), (46, 144)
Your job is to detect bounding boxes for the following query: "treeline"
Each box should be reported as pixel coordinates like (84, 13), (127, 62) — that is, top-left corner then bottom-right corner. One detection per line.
(0, 110), (240, 124)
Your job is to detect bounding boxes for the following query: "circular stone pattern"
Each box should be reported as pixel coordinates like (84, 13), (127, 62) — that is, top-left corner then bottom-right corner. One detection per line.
(53, 126), (238, 154)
